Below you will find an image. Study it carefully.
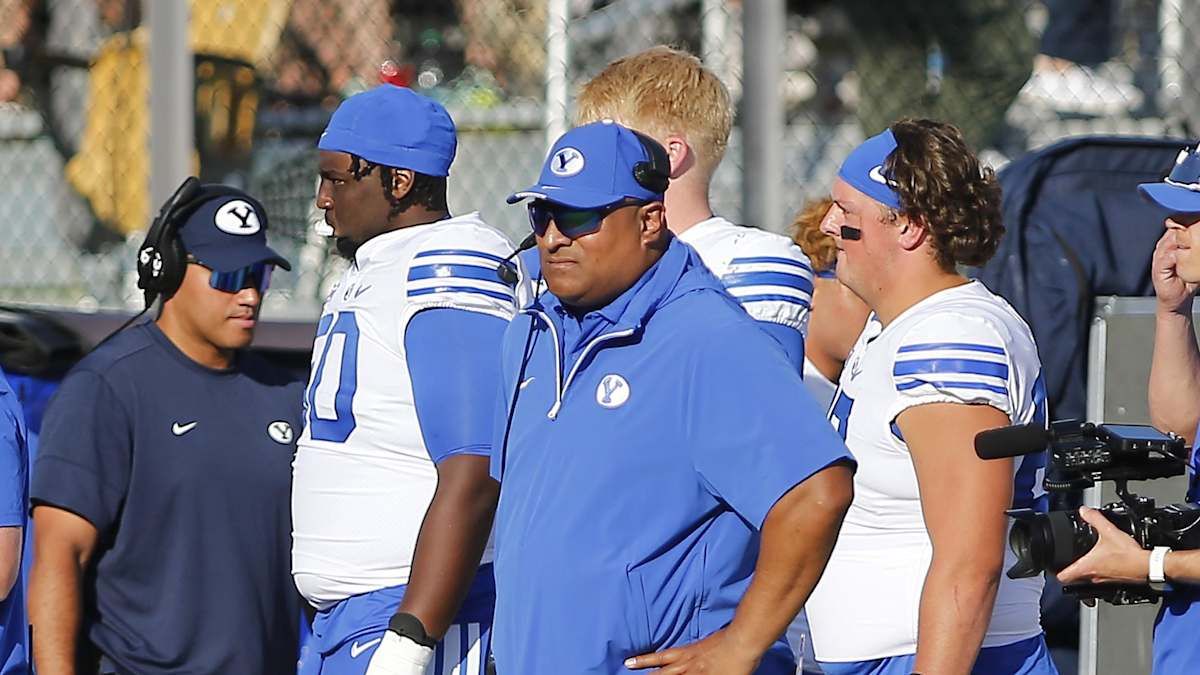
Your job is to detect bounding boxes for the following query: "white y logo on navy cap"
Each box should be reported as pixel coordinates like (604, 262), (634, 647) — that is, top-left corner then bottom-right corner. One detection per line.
(215, 200), (262, 235)
(551, 147), (586, 177)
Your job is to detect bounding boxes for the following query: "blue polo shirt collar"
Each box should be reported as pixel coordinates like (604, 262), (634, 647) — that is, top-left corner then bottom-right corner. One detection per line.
(540, 236), (689, 336)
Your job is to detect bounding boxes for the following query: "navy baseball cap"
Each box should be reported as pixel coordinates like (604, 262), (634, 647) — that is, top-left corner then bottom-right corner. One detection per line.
(1139, 143), (1200, 215)
(507, 120), (667, 209)
(838, 128), (902, 209)
(178, 194), (291, 273)
(318, 84), (457, 177)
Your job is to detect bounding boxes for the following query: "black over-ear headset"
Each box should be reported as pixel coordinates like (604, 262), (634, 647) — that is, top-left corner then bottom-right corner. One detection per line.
(136, 176), (252, 308)
(629, 129), (671, 194)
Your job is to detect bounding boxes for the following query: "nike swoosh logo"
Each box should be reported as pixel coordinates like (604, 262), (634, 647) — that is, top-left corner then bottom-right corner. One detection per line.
(868, 165), (893, 186)
(353, 285), (372, 299)
(349, 638), (382, 658)
(172, 421), (198, 436)
(519, 377), (535, 390)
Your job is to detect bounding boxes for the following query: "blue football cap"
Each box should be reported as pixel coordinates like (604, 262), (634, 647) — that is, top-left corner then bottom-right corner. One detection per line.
(838, 128), (903, 209)
(1139, 143), (1200, 215)
(507, 120), (667, 209)
(318, 84), (457, 177)
(178, 194), (291, 273)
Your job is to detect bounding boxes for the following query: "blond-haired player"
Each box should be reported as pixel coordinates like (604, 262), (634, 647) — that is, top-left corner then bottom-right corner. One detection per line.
(575, 46), (814, 370)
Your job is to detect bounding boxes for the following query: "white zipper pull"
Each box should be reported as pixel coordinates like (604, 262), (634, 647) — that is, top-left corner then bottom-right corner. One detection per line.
(547, 399), (561, 420)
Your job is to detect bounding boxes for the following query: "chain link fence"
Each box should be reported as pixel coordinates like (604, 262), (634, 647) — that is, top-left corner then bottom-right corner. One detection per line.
(0, 0), (1197, 318)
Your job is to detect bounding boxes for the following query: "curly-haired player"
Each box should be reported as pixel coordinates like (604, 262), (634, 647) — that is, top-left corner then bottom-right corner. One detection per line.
(804, 119), (1058, 675)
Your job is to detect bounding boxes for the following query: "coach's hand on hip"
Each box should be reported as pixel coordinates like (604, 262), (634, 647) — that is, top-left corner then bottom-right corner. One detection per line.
(624, 626), (761, 674)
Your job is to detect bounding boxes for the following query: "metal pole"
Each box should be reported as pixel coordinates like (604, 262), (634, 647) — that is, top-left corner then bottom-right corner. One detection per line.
(145, 0), (193, 209)
(545, 0), (571, 149)
(741, 0), (785, 230)
(701, 0), (728, 83)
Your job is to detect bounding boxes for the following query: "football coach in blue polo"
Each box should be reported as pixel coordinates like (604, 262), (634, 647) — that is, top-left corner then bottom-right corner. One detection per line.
(490, 120), (856, 674)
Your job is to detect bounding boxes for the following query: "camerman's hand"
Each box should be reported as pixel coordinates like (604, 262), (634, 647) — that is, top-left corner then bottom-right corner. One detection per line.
(1057, 507), (1150, 586)
(1153, 230), (1200, 315)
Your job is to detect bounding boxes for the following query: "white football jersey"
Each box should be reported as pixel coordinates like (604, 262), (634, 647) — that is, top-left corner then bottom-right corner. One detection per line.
(806, 280), (1048, 662)
(292, 212), (526, 609)
(676, 217), (813, 334)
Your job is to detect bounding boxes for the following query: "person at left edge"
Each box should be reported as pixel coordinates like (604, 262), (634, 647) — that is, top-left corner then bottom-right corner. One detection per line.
(0, 369), (28, 675)
(493, 120), (855, 675)
(28, 184), (302, 675)
(293, 84), (526, 675)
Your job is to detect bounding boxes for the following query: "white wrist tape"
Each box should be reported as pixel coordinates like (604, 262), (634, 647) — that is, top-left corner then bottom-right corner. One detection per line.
(1150, 546), (1171, 585)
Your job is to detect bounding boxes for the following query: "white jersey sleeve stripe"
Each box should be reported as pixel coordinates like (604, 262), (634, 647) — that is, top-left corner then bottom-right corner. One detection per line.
(415, 248), (507, 265)
(895, 378), (1008, 396)
(721, 270), (814, 295)
(893, 357), (1009, 379)
(409, 285), (514, 303)
(897, 341), (1005, 355)
(728, 255), (813, 273)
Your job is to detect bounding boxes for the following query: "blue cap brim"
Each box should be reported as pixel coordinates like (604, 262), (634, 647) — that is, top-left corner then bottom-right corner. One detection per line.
(189, 241), (292, 273)
(506, 185), (634, 210)
(1138, 183), (1200, 215)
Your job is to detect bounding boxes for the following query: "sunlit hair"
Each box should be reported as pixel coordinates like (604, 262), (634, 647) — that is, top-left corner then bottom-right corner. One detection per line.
(789, 197), (837, 273)
(884, 118), (1004, 271)
(576, 46), (733, 176)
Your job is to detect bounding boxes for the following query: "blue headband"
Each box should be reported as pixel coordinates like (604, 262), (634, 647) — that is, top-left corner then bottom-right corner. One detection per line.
(838, 129), (902, 209)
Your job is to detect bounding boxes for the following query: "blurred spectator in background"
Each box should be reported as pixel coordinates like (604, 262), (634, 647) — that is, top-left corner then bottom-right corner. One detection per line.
(1017, 0), (1142, 116)
(281, 0), (392, 101)
(843, 0), (1034, 151)
(454, 0), (545, 100)
(788, 196), (870, 412)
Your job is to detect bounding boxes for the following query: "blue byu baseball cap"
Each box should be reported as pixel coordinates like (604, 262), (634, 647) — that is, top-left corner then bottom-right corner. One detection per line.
(178, 194), (291, 273)
(838, 128), (902, 209)
(507, 120), (668, 209)
(1139, 143), (1200, 215)
(318, 84), (457, 177)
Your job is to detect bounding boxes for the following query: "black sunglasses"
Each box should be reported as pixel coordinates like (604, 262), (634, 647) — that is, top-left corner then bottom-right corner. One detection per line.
(527, 199), (647, 238)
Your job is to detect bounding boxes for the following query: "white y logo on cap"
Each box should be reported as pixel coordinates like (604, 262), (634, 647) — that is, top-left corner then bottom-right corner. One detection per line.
(214, 200), (262, 235)
(550, 147), (586, 177)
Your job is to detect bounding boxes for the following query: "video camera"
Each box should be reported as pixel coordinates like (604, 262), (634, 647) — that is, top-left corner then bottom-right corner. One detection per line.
(975, 419), (1200, 605)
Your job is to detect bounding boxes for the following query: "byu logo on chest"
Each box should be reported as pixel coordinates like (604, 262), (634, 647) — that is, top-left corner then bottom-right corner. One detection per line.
(550, 147), (585, 177)
(596, 374), (630, 409)
(267, 420), (294, 444)
(214, 200), (262, 235)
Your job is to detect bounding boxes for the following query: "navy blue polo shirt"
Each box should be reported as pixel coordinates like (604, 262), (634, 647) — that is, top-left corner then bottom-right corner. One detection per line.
(490, 239), (853, 674)
(32, 322), (303, 674)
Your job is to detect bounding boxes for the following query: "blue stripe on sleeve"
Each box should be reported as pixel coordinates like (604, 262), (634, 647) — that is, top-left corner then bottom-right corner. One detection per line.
(893, 358), (1009, 379)
(730, 294), (812, 309)
(895, 379), (1008, 395)
(897, 342), (1006, 355)
(409, 263), (516, 288)
(729, 256), (813, 273)
(409, 285), (515, 303)
(415, 248), (507, 265)
(721, 271), (814, 295)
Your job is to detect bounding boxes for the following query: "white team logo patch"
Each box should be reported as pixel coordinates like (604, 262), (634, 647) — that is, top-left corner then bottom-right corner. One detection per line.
(214, 200), (262, 235)
(550, 147), (585, 177)
(596, 374), (630, 409)
(267, 420), (294, 444)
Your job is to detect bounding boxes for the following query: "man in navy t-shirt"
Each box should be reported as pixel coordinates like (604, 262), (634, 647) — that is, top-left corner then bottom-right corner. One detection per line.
(0, 369), (28, 675)
(28, 186), (304, 674)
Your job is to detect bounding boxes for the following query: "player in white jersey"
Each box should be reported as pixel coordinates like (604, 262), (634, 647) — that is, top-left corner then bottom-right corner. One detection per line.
(293, 85), (525, 675)
(573, 46), (814, 372)
(804, 120), (1058, 675)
